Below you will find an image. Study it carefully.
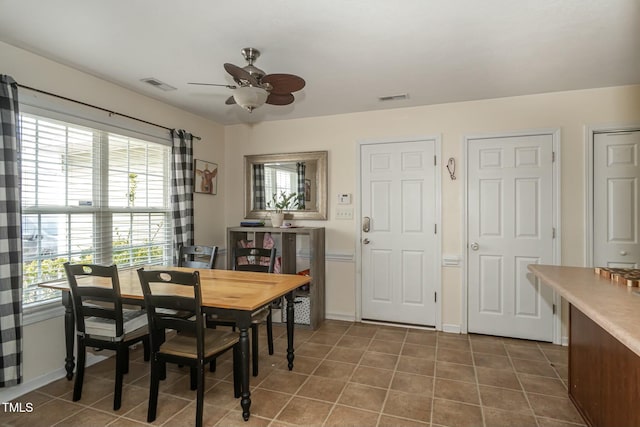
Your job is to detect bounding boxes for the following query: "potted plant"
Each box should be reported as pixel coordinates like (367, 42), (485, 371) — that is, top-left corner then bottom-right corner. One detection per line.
(267, 191), (300, 227)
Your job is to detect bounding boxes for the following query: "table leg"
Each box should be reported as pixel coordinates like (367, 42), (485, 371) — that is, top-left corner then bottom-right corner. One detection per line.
(237, 314), (252, 421)
(61, 292), (75, 380)
(285, 291), (295, 370)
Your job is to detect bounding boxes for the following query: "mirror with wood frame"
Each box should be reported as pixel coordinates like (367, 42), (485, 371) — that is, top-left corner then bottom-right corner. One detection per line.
(244, 151), (327, 220)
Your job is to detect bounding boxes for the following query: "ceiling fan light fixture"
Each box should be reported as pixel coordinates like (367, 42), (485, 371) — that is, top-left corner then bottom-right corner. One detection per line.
(233, 86), (268, 112)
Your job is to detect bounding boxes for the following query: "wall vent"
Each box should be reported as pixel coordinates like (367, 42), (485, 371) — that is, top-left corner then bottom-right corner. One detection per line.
(140, 77), (177, 91)
(378, 93), (409, 102)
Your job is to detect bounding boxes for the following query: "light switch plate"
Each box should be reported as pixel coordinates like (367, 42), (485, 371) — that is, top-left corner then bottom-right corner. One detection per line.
(335, 208), (353, 219)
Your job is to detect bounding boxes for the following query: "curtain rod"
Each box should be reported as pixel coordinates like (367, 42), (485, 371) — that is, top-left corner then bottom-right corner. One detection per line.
(16, 83), (202, 141)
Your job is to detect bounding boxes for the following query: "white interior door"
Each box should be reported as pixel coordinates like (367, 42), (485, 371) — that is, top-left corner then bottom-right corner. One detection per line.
(594, 130), (640, 268)
(467, 133), (555, 341)
(361, 139), (438, 326)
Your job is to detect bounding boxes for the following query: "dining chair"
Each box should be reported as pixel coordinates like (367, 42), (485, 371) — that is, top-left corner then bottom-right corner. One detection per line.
(177, 244), (218, 269)
(137, 268), (240, 427)
(208, 246), (276, 376)
(63, 262), (150, 411)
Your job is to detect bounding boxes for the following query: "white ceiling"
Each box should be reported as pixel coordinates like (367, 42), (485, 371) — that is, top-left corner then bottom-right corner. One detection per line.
(1, 0), (639, 125)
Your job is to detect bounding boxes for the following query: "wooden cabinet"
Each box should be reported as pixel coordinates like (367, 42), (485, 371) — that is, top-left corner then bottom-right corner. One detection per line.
(227, 226), (325, 329)
(570, 304), (640, 427)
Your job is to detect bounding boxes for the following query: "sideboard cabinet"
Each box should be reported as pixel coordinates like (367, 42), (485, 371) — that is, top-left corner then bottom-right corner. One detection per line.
(227, 226), (325, 329)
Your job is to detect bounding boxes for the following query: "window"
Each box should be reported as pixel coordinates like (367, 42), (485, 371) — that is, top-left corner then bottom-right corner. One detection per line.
(21, 112), (172, 306)
(264, 164), (297, 200)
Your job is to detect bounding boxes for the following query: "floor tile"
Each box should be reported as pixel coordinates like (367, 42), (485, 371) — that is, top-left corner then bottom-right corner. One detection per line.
(518, 373), (568, 396)
(359, 351), (398, 370)
(435, 361), (476, 383)
(482, 406), (538, 427)
(475, 366), (521, 390)
(296, 376), (346, 403)
(312, 360), (356, 380)
(391, 371), (434, 396)
(527, 393), (584, 424)
(324, 405), (380, 427)
(338, 382), (387, 412)
(350, 365), (394, 389)
(383, 390), (432, 422)
(431, 398), (483, 427)
(275, 396), (333, 425)
(14, 321), (585, 427)
(433, 378), (479, 405)
(397, 356), (435, 376)
(479, 385), (532, 414)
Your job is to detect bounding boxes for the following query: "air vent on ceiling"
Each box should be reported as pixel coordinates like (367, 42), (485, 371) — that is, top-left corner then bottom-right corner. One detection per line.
(378, 93), (409, 102)
(140, 77), (177, 91)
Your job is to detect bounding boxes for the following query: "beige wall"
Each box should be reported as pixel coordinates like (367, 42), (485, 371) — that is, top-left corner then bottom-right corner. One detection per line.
(4, 40), (640, 383)
(2, 41), (224, 381)
(225, 85), (640, 329)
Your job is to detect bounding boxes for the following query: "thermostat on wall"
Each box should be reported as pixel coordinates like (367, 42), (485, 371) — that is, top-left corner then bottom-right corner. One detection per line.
(338, 193), (352, 204)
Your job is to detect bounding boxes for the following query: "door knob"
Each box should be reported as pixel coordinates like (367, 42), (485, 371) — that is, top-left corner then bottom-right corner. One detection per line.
(620, 250), (628, 256)
(363, 238), (370, 245)
(470, 242), (479, 251)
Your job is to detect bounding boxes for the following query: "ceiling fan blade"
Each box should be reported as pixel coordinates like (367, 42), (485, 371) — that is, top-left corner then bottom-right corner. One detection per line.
(266, 93), (294, 106)
(225, 96), (236, 105)
(224, 63), (258, 86)
(262, 74), (306, 95)
(188, 82), (236, 89)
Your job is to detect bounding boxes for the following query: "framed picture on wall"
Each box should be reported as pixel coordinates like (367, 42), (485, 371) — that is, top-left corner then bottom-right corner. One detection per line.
(194, 159), (218, 195)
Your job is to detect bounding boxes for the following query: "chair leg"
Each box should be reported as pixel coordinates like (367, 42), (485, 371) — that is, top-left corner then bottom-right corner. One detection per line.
(195, 362), (205, 427)
(252, 324), (259, 377)
(209, 358), (216, 372)
(267, 309), (274, 355)
(147, 359), (160, 423)
(73, 337), (86, 402)
(114, 347), (126, 410)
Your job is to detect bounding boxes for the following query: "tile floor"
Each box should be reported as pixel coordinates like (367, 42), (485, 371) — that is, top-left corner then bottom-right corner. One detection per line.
(3, 320), (584, 427)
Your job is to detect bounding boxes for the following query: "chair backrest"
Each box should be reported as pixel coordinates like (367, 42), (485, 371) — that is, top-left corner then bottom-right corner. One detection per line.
(137, 269), (204, 357)
(177, 245), (218, 269)
(232, 247), (276, 273)
(63, 262), (125, 338)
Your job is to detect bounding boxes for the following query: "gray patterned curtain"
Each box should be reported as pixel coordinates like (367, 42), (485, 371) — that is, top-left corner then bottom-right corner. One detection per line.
(297, 162), (306, 209)
(170, 130), (194, 263)
(0, 75), (22, 388)
(253, 164), (265, 209)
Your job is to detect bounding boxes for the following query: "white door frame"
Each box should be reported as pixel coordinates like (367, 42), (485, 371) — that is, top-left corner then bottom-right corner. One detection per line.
(462, 129), (562, 344)
(355, 135), (442, 330)
(584, 124), (640, 266)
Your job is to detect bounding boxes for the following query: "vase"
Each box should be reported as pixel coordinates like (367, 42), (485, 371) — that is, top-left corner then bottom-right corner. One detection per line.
(270, 212), (285, 227)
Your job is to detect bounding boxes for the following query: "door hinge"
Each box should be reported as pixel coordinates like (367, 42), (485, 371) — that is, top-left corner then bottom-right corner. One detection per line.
(434, 224), (437, 234)
(552, 151), (555, 162)
(552, 228), (556, 238)
(434, 292), (437, 303)
(434, 155), (437, 166)
(553, 304), (556, 315)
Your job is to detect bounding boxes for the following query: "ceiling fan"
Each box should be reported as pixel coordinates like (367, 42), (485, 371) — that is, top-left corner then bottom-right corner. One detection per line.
(189, 47), (306, 112)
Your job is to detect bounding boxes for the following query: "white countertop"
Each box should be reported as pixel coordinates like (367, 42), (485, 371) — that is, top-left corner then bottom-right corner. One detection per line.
(529, 264), (640, 357)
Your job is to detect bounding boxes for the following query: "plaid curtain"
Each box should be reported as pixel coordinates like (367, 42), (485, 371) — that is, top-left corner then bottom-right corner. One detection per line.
(0, 75), (22, 388)
(253, 163), (265, 209)
(297, 162), (306, 209)
(171, 129), (194, 263)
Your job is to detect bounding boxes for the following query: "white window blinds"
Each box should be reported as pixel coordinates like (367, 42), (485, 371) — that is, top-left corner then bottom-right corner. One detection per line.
(20, 112), (172, 306)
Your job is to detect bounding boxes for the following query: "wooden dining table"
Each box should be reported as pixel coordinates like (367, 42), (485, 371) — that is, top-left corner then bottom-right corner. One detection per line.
(40, 266), (311, 420)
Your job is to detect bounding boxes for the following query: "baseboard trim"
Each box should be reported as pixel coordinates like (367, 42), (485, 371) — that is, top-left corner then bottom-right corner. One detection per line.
(0, 354), (108, 402)
(442, 324), (462, 334)
(562, 335), (569, 346)
(325, 312), (356, 322)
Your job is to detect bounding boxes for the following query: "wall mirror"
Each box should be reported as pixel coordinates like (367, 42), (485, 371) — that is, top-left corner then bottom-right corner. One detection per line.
(245, 151), (327, 220)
